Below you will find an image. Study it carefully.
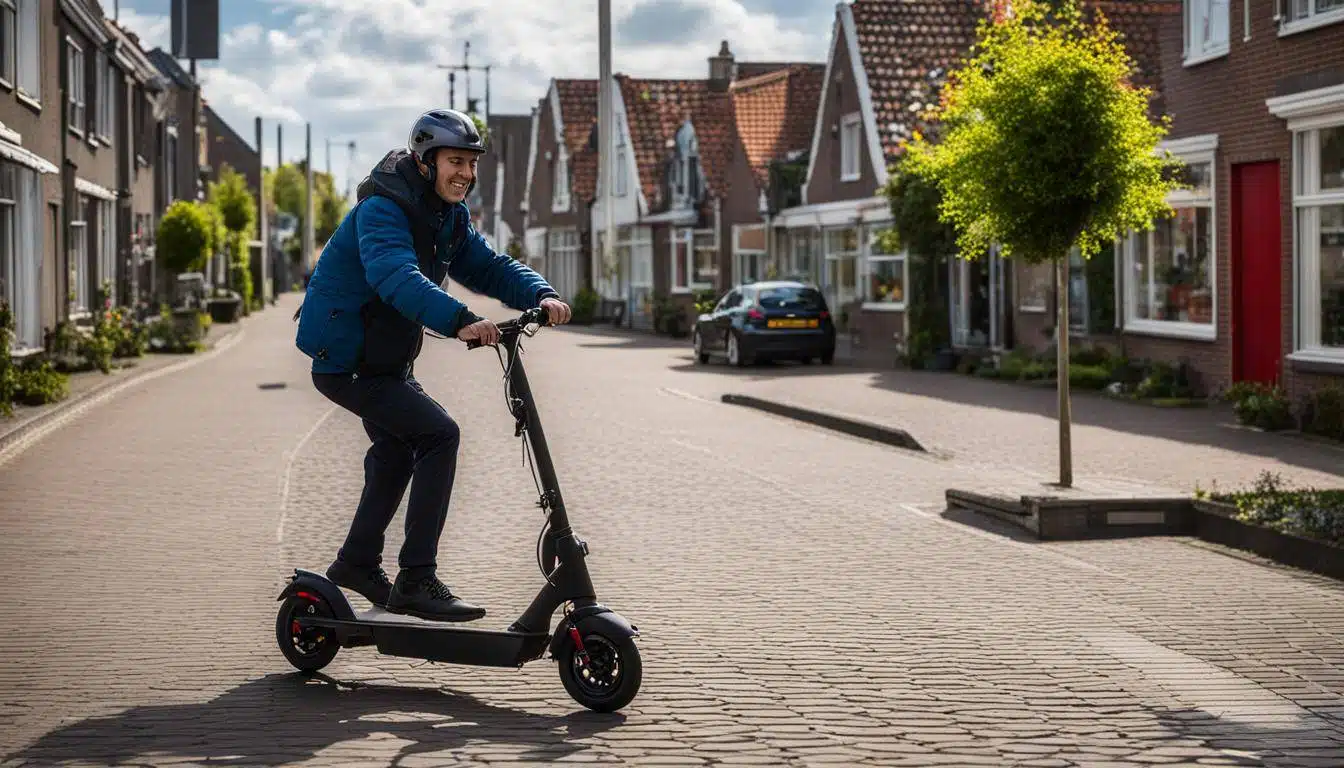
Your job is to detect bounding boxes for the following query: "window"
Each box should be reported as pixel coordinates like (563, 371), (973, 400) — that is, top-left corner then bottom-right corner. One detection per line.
(0, 0), (15, 85)
(166, 129), (178, 201)
(0, 162), (41, 350)
(546, 227), (580, 300)
(94, 50), (114, 140)
(788, 228), (818, 282)
(1281, 0), (1344, 35)
(1018, 261), (1051, 312)
(734, 224), (767, 284)
(756, 285), (826, 312)
(551, 149), (570, 213)
(671, 123), (701, 207)
(1122, 140), (1216, 340)
(1292, 122), (1344, 361)
(15, 0), (36, 101)
(863, 226), (906, 309)
(1184, 0), (1229, 64)
(69, 195), (90, 315)
(626, 226), (652, 288)
(67, 38), (85, 135)
(840, 112), (861, 181)
(671, 227), (715, 291)
(95, 197), (116, 304)
(824, 226), (859, 309)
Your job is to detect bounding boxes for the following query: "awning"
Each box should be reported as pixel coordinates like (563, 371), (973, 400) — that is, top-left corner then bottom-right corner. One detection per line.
(75, 177), (117, 201)
(773, 196), (893, 229)
(0, 140), (58, 174)
(640, 208), (698, 225)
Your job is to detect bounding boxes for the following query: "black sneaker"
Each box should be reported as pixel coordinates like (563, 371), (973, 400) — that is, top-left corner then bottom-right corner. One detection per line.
(326, 560), (393, 608)
(386, 573), (487, 623)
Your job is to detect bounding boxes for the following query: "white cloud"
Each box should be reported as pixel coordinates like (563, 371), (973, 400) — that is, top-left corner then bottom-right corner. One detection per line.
(115, 0), (831, 203)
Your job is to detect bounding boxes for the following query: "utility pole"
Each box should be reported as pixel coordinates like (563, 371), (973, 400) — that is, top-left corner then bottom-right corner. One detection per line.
(304, 122), (314, 274)
(256, 116), (270, 305)
(599, 0), (615, 309)
(437, 42), (492, 118)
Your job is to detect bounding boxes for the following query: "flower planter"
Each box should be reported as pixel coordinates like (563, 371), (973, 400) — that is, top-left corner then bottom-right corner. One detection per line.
(1193, 499), (1344, 581)
(207, 296), (243, 324)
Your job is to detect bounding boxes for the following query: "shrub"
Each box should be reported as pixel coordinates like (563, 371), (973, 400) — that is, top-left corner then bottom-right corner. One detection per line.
(1214, 471), (1344, 547)
(157, 200), (213, 275)
(1069, 363), (1112, 390)
(1301, 384), (1344, 442)
(12, 358), (69, 406)
(571, 287), (599, 324)
(1229, 382), (1294, 431)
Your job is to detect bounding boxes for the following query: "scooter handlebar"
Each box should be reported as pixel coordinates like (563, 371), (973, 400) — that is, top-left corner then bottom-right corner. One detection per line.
(463, 307), (551, 350)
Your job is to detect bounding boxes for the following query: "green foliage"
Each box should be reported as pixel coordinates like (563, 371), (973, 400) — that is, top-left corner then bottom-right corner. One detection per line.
(1301, 384), (1344, 441)
(209, 165), (258, 235)
(692, 288), (718, 315)
(0, 300), (15, 417)
(146, 306), (208, 354)
(11, 358), (68, 406)
(1226, 381), (1295, 431)
(571, 287), (600, 324)
(1212, 471), (1344, 547)
(881, 152), (959, 365)
(265, 163), (349, 247)
(905, 0), (1180, 265)
(227, 231), (255, 314)
(157, 200), (214, 275)
(469, 113), (490, 146)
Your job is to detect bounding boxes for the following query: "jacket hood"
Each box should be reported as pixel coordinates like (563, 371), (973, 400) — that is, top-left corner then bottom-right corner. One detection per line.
(356, 149), (450, 228)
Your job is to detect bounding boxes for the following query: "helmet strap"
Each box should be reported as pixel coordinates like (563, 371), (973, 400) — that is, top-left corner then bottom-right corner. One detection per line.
(419, 149), (439, 185)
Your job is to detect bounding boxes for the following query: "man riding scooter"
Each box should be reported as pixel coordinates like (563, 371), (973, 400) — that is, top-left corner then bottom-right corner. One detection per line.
(294, 108), (571, 623)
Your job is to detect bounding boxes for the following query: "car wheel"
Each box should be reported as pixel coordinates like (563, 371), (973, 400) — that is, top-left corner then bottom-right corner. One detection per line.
(692, 330), (709, 364)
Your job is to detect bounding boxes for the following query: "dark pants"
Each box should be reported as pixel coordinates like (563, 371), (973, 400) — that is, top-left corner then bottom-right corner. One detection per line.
(312, 371), (461, 578)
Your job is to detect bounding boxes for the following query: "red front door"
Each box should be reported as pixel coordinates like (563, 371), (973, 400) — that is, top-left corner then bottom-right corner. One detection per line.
(1232, 161), (1282, 384)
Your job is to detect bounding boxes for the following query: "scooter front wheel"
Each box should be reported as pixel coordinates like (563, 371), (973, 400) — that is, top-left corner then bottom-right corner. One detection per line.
(556, 630), (642, 712)
(276, 594), (340, 673)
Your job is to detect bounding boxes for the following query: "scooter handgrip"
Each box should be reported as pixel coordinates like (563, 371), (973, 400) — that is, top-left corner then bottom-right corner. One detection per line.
(465, 338), (483, 350)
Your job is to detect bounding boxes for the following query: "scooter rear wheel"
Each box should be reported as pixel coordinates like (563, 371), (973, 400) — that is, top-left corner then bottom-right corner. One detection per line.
(556, 630), (642, 713)
(276, 594), (339, 672)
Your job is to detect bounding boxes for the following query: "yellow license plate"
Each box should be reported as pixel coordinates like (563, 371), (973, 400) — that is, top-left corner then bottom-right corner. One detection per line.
(767, 318), (818, 329)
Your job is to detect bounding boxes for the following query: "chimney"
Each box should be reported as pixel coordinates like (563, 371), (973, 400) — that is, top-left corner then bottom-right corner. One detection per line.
(708, 40), (735, 92)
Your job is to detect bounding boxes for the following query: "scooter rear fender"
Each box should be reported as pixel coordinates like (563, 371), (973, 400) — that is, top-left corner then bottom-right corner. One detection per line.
(277, 568), (357, 621)
(549, 604), (640, 659)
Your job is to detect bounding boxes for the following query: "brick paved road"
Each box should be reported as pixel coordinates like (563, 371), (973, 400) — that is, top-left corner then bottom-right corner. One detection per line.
(1, 290), (1342, 767)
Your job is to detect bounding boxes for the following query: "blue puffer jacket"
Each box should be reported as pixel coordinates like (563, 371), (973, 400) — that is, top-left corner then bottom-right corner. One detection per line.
(295, 150), (556, 375)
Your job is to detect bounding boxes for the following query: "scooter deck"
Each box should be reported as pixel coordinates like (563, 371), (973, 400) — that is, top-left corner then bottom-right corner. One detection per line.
(299, 607), (551, 667)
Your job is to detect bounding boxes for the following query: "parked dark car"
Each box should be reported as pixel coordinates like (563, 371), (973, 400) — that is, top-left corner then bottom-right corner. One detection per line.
(692, 281), (836, 366)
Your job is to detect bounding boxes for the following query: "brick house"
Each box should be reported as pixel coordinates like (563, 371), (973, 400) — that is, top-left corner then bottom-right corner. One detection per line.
(0, 0), (63, 353)
(476, 114), (531, 256)
(521, 79), (598, 304)
(588, 42), (822, 330)
(770, 0), (985, 363)
(1093, 0), (1344, 404)
(105, 18), (166, 310)
(146, 49), (201, 213)
(60, 0), (125, 317)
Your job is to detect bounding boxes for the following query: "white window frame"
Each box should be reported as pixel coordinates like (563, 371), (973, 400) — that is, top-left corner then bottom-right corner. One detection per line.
(0, 0), (16, 88)
(1278, 0), (1344, 37)
(1268, 86), (1344, 364)
(1183, 0), (1230, 67)
(95, 50), (114, 141)
(823, 225), (861, 310)
(840, 112), (861, 182)
(1017, 260), (1051, 313)
(14, 0), (37, 104)
(670, 226), (716, 293)
(551, 148), (570, 213)
(69, 195), (90, 316)
(861, 225), (907, 311)
(1, 162), (41, 351)
(95, 197), (116, 304)
(627, 225), (653, 288)
(1122, 134), (1219, 341)
(66, 37), (85, 137)
(545, 226), (580, 300)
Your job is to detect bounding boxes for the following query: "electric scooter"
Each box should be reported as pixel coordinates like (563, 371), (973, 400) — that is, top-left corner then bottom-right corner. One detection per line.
(275, 307), (642, 713)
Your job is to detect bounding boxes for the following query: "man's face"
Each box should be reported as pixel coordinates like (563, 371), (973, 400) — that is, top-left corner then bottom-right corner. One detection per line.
(434, 148), (479, 204)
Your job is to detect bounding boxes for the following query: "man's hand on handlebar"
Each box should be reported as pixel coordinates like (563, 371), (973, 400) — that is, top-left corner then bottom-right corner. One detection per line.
(457, 319), (500, 347)
(539, 297), (572, 326)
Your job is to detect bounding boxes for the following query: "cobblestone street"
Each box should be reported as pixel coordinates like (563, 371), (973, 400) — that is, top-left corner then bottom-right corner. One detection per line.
(2, 290), (1343, 767)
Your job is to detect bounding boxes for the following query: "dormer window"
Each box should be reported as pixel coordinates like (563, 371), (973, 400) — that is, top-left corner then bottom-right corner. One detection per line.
(671, 122), (701, 207)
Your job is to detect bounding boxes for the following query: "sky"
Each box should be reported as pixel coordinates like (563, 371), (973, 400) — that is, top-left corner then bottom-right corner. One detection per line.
(111, 0), (833, 202)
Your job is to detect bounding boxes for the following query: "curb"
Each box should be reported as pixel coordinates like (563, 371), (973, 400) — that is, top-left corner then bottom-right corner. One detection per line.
(0, 327), (246, 467)
(720, 393), (925, 452)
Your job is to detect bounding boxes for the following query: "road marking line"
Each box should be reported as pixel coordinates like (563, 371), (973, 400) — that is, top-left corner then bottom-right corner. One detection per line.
(659, 386), (717, 404)
(277, 405), (338, 544)
(0, 329), (246, 469)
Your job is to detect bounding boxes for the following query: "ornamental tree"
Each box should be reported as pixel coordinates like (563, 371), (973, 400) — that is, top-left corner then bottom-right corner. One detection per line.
(906, 0), (1181, 486)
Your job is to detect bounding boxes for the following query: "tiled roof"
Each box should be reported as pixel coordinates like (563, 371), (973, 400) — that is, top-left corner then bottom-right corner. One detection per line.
(618, 76), (737, 207)
(850, 0), (988, 163)
(730, 64), (825, 189)
(850, 0), (1179, 163)
(554, 79), (599, 204)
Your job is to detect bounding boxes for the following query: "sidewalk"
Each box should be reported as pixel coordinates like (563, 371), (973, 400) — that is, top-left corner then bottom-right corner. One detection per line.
(692, 364), (1344, 494)
(0, 314), (250, 452)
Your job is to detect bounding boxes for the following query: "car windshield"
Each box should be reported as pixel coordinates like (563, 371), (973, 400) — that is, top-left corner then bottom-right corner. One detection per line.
(756, 287), (826, 311)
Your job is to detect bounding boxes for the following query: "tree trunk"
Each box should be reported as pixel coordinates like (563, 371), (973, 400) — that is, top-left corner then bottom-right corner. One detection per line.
(1056, 256), (1073, 488)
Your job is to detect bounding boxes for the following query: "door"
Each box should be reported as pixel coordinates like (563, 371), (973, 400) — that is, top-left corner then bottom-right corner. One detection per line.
(713, 289), (742, 350)
(1232, 161), (1282, 384)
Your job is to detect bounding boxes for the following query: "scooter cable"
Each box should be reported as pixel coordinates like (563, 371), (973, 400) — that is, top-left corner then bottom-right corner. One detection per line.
(494, 339), (559, 587)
